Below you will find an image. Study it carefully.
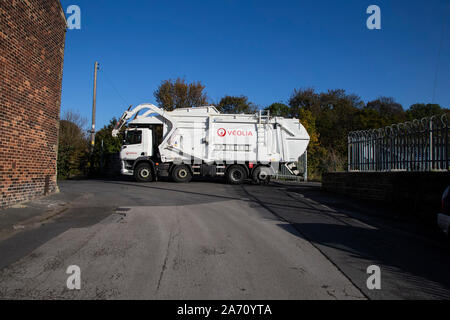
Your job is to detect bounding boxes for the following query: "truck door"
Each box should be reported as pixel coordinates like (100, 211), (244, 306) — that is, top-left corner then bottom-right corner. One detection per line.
(123, 130), (144, 159)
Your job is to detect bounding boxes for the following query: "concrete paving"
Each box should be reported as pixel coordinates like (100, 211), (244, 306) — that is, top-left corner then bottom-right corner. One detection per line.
(0, 179), (449, 299)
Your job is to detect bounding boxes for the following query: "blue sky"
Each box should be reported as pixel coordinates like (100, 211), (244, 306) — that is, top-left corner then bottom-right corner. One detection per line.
(60, 0), (450, 129)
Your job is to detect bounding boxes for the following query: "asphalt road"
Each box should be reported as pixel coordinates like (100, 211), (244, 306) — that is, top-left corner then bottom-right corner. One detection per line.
(0, 179), (449, 300)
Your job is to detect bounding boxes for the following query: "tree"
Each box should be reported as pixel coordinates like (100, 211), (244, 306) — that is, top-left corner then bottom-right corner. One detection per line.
(154, 78), (208, 111)
(315, 89), (362, 156)
(288, 88), (319, 118)
(265, 102), (289, 117)
(297, 109), (327, 178)
(90, 118), (124, 176)
(94, 119), (123, 155)
(366, 97), (406, 125)
(216, 95), (258, 114)
(406, 103), (447, 120)
(353, 107), (387, 130)
(57, 110), (89, 179)
(288, 88), (366, 177)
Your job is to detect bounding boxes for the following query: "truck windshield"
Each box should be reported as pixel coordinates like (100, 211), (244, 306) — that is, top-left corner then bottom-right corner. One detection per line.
(125, 130), (142, 145)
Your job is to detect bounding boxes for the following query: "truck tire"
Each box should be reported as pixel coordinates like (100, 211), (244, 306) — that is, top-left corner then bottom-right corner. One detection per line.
(172, 165), (192, 183)
(134, 163), (153, 182)
(252, 166), (271, 185)
(226, 165), (247, 185)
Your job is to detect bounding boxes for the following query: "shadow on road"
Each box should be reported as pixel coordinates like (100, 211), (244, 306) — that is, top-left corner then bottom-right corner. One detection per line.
(101, 180), (330, 214)
(277, 222), (450, 299)
(284, 184), (442, 238)
(0, 206), (114, 271)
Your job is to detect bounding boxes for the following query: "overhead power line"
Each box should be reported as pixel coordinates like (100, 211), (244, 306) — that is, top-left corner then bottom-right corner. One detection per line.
(99, 66), (131, 107)
(432, 2), (449, 103)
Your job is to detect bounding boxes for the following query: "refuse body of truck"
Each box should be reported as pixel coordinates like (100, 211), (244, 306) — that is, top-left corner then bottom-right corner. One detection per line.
(112, 103), (310, 184)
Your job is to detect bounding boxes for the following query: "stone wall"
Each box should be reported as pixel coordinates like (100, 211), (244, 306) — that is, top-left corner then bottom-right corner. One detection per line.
(322, 172), (450, 220)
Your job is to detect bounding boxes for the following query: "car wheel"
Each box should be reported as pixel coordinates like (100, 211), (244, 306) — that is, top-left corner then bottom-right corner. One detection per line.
(252, 166), (271, 185)
(172, 165), (192, 183)
(134, 163), (153, 182)
(226, 165), (247, 185)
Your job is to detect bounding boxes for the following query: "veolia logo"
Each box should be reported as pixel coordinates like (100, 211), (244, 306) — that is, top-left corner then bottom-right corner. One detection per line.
(217, 128), (254, 137)
(217, 128), (226, 137)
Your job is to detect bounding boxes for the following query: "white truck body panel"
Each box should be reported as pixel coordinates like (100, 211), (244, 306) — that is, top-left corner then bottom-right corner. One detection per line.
(120, 104), (310, 165)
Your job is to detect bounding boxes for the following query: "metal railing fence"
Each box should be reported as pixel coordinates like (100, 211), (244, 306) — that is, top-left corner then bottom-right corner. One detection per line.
(348, 114), (449, 172)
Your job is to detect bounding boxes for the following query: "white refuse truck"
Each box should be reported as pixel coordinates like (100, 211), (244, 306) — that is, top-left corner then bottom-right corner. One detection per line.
(112, 103), (310, 184)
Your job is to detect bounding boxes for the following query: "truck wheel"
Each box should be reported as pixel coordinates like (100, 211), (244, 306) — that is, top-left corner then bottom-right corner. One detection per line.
(172, 165), (192, 183)
(134, 163), (153, 182)
(226, 165), (247, 185)
(252, 166), (271, 185)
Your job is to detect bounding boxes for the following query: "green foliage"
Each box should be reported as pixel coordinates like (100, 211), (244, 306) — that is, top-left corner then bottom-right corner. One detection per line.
(366, 97), (406, 125)
(288, 88), (319, 117)
(296, 109), (327, 179)
(266, 103), (290, 117)
(353, 108), (387, 130)
(89, 118), (124, 176)
(288, 88), (363, 176)
(315, 90), (362, 156)
(57, 111), (123, 179)
(154, 78), (208, 111)
(57, 113), (89, 180)
(285, 89), (450, 180)
(94, 118), (123, 154)
(217, 95), (258, 114)
(406, 103), (447, 120)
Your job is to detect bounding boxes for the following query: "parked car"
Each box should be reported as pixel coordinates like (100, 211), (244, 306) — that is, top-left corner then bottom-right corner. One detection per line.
(437, 186), (450, 237)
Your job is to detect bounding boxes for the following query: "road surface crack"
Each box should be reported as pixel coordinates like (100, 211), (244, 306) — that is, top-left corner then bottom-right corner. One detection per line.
(155, 216), (181, 293)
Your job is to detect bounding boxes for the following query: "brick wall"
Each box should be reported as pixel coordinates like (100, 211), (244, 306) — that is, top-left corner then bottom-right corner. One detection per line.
(0, 0), (66, 208)
(322, 172), (450, 221)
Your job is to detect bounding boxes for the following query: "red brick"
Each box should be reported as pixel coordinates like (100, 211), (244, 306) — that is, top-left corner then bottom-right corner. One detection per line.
(0, 0), (66, 208)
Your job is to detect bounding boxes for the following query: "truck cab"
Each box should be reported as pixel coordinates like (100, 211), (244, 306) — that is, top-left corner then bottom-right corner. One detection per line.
(120, 126), (162, 176)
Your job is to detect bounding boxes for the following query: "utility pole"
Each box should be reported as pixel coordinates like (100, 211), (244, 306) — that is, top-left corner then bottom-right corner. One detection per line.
(90, 61), (99, 151)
